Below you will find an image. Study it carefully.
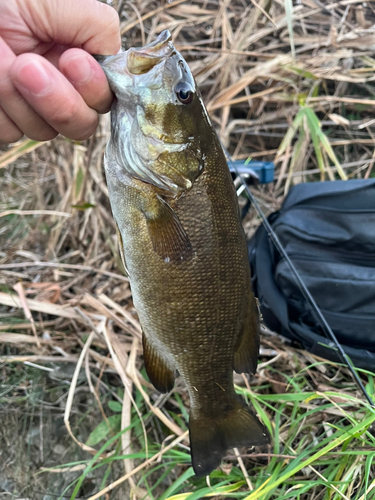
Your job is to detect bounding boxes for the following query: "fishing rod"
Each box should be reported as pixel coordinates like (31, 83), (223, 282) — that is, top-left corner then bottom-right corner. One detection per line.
(224, 149), (374, 408)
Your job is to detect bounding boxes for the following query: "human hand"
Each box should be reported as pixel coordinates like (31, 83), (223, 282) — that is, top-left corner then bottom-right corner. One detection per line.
(0, 0), (121, 144)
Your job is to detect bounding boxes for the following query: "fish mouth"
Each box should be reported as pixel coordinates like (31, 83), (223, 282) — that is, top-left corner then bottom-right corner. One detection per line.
(132, 29), (173, 57)
(93, 30), (174, 75)
(128, 30), (174, 74)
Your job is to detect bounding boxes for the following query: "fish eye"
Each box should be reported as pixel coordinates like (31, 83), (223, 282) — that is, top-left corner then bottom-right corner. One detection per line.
(175, 81), (194, 105)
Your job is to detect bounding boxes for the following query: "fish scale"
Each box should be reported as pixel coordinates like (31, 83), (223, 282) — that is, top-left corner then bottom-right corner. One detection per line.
(98, 29), (270, 477)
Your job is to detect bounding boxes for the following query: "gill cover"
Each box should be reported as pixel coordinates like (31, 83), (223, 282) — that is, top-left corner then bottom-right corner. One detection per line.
(98, 30), (204, 195)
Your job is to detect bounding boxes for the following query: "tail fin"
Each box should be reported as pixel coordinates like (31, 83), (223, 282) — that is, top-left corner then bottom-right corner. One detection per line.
(189, 399), (270, 477)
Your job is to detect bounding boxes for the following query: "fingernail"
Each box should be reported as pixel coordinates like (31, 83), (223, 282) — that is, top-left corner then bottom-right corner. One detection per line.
(63, 54), (93, 84)
(16, 60), (51, 96)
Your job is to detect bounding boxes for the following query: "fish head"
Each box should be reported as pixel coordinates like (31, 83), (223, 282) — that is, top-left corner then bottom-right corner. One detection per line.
(97, 30), (213, 195)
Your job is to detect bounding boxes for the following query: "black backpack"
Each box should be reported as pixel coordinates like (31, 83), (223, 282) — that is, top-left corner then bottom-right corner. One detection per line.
(248, 179), (375, 372)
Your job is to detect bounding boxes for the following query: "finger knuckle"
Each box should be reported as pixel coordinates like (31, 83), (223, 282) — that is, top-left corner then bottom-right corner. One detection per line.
(47, 100), (98, 141)
(101, 5), (121, 44)
(28, 129), (58, 142)
(103, 4), (120, 28)
(0, 128), (23, 144)
(74, 117), (98, 141)
(49, 100), (79, 125)
(91, 91), (112, 114)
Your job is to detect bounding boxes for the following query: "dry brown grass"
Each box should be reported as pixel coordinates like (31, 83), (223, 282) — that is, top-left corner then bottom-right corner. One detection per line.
(1, 1), (375, 499)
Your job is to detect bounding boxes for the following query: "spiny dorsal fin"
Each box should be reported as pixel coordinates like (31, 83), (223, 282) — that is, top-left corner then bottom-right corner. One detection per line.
(142, 332), (175, 393)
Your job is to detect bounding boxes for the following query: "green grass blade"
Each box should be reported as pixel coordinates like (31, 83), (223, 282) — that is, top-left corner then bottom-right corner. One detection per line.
(304, 107), (348, 180)
(159, 468), (195, 500)
(284, 0), (295, 59)
(363, 453), (375, 499)
(0, 139), (42, 168)
(304, 107), (325, 174)
(167, 480), (245, 500)
(243, 410), (375, 500)
(276, 108), (305, 158)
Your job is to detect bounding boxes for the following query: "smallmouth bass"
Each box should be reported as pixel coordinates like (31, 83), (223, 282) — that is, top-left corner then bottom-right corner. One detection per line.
(98, 30), (270, 476)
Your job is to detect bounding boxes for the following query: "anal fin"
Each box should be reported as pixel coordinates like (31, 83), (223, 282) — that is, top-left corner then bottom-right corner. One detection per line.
(233, 294), (259, 374)
(142, 333), (175, 393)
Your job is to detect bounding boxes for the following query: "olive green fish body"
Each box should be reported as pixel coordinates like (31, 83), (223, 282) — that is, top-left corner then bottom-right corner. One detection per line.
(100, 30), (269, 476)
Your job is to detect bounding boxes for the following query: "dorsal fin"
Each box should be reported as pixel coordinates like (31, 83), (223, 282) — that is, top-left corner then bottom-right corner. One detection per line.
(233, 294), (259, 374)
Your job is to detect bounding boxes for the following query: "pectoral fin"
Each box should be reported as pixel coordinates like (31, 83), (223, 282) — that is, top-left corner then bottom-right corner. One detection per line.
(145, 195), (192, 263)
(142, 333), (175, 393)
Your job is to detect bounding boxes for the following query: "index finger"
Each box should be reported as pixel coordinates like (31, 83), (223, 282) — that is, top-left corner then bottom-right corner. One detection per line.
(22, 0), (121, 55)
